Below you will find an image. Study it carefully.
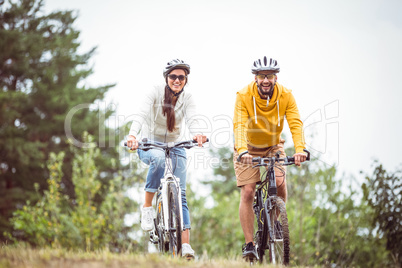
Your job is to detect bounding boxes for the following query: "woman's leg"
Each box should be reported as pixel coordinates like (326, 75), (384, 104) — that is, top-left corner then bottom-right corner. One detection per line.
(182, 229), (190, 244)
(138, 148), (166, 200)
(137, 148), (166, 231)
(144, 191), (155, 207)
(138, 148), (166, 231)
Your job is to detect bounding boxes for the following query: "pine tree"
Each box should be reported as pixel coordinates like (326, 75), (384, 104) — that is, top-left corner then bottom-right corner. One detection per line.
(0, 0), (118, 240)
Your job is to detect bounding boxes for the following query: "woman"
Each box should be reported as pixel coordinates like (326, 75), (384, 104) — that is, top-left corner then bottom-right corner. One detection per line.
(126, 59), (207, 258)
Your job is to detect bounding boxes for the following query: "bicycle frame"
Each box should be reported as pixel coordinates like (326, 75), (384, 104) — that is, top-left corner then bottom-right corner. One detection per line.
(125, 138), (207, 255)
(238, 148), (310, 264)
(159, 150), (184, 239)
(260, 162), (280, 262)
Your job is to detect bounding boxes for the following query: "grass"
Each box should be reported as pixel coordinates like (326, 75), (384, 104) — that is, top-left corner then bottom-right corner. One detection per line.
(0, 245), (280, 268)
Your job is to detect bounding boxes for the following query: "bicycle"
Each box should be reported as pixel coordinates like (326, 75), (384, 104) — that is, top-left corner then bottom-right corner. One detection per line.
(125, 138), (207, 257)
(237, 148), (310, 265)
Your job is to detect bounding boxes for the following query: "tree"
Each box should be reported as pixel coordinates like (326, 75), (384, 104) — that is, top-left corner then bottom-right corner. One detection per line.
(0, 0), (117, 240)
(7, 133), (147, 251)
(286, 148), (389, 267)
(188, 145), (392, 266)
(363, 162), (402, 267)
(187, 147), (244, 258)
(202, 146), (237, 196)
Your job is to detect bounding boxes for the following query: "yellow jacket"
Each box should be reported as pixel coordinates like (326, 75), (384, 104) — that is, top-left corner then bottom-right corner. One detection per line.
(233, 81), (305, 154)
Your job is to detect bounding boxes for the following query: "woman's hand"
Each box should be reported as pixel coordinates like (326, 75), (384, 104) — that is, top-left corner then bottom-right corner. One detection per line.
(193, 134), (208, 147)
(126, 135), (138, 150)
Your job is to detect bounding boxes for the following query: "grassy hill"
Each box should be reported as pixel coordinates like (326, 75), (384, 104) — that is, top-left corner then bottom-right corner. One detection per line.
(0, 246), (277, 268)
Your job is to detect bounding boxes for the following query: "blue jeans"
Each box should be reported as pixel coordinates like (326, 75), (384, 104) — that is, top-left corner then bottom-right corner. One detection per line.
(137, 147), (191, 229)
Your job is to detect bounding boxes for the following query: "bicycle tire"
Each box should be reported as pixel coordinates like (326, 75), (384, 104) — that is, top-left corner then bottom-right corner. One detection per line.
(268, 196), (290, 265)
(167, 183), (182, 257)
(155, 196), (169, 252)
(254, 190), (268, 263)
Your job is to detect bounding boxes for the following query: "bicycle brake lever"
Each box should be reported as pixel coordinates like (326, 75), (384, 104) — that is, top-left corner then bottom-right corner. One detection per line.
(303, 149), (311, 161)
(237, 150), (249, 162)
(252, 164), (264, 168)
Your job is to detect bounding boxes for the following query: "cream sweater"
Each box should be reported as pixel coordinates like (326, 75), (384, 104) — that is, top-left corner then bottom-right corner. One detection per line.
(129, 85), (202, 142)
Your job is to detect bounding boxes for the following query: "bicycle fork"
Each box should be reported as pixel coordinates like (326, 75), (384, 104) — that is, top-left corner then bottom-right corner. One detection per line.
(161, 175), (184, 236)
(265, 198), (278, 263)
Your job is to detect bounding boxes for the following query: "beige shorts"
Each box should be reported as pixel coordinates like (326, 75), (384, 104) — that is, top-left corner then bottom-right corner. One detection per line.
(233, 139), (287, 187)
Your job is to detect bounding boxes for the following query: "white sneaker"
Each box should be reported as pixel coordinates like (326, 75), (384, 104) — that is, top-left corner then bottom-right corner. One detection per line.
(182, 243), (195, 259)
(140, 206), (154, 232)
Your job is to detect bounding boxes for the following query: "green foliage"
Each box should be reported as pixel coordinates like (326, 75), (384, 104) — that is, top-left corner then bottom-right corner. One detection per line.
(0, 0), (117, 240)
(363, 162), (402, 266)
(188, 147), (244, 258)
(7, 151), (80, 247)
(187, 145), (394, 266)
(207, 146), (238, 195)
(7, 133), (139, 251)
(188, 187), (243, 258)
(286, 156), (389, 267)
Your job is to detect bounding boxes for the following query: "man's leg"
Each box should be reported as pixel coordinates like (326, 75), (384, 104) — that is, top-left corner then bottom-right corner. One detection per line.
(233, 147), (261, 259)
(239, 182), (256, 244)
(276, 171), (287, 202)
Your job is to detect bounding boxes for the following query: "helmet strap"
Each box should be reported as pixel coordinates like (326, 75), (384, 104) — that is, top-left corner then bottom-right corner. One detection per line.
(167, 86), (184, 97)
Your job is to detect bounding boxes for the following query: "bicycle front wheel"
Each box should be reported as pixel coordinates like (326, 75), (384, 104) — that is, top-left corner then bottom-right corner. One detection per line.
(254, 190), (268, 263)
(268, 196), (290, 265)
(155, 196), (169, 252)
(167, 183), (182, 257)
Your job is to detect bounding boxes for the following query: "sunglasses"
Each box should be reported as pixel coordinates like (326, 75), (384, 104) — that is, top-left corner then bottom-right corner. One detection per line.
(168, 74), (187, 81)
(256, 74), (276, 80)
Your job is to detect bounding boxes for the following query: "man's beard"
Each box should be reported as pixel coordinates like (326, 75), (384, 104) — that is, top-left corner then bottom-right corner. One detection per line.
(257, 82), (274, 99)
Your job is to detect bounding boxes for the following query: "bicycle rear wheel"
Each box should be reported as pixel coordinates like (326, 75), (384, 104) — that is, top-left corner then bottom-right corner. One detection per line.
(268, 196), (290, 265)
(167, 183), (182, 257)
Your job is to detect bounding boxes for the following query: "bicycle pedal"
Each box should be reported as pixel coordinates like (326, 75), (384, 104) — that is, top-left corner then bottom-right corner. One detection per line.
(244, 255), (257, 264)
(149, 232), (159, 244)
(149, 237), (158, 244)
(243, 253), (259, 261)
(184, 254), (195, 261)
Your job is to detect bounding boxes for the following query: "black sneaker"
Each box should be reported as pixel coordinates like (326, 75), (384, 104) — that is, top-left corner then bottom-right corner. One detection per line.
(275, 220), (283, 239)
(242, 242), (259, 261)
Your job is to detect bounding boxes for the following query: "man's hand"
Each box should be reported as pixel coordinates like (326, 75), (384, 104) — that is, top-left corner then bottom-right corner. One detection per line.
(126, 135), (138, 150)
(239, 153), (253, 164)
(193, 134), (208, 147)
(293, 152), (307, 166)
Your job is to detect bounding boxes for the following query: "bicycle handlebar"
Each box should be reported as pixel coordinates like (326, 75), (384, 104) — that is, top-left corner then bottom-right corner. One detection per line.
(124, 138), (209, 150)
(237, 149), (310, 166)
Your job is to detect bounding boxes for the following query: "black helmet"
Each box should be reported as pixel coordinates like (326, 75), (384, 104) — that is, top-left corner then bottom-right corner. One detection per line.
(163, 59), (190, 78)
(251, 56), (280, 74)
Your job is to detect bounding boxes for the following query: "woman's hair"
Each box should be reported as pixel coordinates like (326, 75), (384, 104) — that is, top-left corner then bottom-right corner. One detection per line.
(162, 68), (188, 132)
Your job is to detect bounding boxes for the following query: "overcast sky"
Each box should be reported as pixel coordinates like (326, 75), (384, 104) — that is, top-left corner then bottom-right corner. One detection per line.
(44, 0), (402, 182)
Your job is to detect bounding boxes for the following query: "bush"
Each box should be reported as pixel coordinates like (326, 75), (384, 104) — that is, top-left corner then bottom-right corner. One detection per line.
(6, 133), (137, 251)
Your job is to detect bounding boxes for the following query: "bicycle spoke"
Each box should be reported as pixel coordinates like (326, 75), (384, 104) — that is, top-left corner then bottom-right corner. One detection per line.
(253, 191), (268, 263)
(268, 197), (290, 265)
(155, 197), (167, 252)
(168, 183), (182, 257)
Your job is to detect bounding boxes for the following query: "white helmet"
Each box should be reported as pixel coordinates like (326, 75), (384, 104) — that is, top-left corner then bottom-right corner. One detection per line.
(163, 59), (190, 78)
(251, 56), (280, 74)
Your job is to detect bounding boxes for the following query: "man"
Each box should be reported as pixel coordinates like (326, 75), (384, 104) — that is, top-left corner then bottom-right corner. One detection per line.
(233, 56), (307, 260)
